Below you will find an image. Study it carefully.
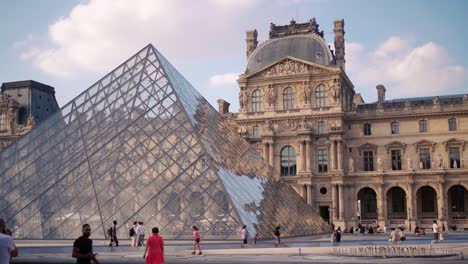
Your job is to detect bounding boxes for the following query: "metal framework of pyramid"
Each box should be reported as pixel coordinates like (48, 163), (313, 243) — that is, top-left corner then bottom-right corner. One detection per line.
(0, 44), (329, 239)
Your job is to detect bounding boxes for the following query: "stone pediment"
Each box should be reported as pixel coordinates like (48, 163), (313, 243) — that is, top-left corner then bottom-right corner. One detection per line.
(242, 56), (334, 80)
(413, 139), (437, 152)
(443, 138), (466, 151)
(357, 143), (378, 156)
(384, 141), (407, 154)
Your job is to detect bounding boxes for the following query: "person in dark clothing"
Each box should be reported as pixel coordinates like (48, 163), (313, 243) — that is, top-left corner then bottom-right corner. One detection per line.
(274, 223), (281, 244)
(109, 220), (118, 247)
(72, 224), (100, 264)
(335, 227), (342, 243)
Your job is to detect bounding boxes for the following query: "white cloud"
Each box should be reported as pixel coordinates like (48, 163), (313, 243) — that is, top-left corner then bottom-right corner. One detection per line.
(21, 0), (261, 78)
(13, 34), (34, 49)
(345, 37), (465, 100)
(19, 47), (40, 60)
(208, 72), (240, 86)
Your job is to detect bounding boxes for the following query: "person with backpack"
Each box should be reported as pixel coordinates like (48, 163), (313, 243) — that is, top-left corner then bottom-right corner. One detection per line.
(129, 221), (137, 247)
(108, 220), (118, 247)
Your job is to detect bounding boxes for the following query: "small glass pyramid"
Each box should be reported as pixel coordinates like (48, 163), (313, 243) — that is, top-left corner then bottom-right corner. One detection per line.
(0, 44), (330, 239)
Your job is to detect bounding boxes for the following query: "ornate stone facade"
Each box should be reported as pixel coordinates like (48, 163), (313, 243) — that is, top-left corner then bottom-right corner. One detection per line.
(0, 80), (59, 151)
(222, 18), (468, 231)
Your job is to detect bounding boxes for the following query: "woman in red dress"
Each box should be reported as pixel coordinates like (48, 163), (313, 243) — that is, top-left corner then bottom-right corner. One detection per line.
(143, 227), (164, 264)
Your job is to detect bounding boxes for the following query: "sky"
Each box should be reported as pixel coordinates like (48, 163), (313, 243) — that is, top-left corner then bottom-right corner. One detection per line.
(0, 0), (467, 111)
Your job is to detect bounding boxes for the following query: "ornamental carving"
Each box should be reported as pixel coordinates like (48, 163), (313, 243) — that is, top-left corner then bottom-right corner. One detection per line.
(357, 143), (378, 156)
(302, 81), (312, 105)
(413, 139), (437, 152)
(265, 84), (276, 108)
(276, 119), (300, 132)
(443, 138), (466, 151)
(330, 78), (341, 105)
(263, 59), (311, 77)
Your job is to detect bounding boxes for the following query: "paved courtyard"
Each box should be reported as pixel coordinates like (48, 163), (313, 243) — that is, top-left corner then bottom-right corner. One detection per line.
(11, 232), (468, 263)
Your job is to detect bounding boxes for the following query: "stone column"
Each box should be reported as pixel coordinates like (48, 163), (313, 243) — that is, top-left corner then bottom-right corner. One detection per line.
(306, 140), (311, 171)
(269, 142), (274, 167)
(300, 184), (306, 200)
(263, 142), (269, 162)
(300, 141), (306, 172)
(331, 184), (337, 221)
(338, 184), (344, 220)
(377, 184), (385, 223)
(337, 140), (343, 171)
(330, 140), (336, 171)
(438, 181), (446, 221)
(307, 184), (313, 206)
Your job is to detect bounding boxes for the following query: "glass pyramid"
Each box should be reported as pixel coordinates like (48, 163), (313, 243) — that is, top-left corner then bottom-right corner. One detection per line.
(0, 44), (330, 239)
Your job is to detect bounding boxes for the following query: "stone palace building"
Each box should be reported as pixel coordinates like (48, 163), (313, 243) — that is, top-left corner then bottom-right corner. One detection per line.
(219, 18), (468, 230)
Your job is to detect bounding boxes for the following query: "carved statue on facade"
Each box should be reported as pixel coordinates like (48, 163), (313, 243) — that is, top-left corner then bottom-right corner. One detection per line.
(407, 157), (412, 170)
(453, 159), (458, 169)
(302, 81), (312, 105)
(331, 78), (341, 104)
(266, 84), (276, 108)
(438, 153), (445, 169)
(237, 126), (247, 136)
(419, 161), (424, 169)
(431, 160), (435, 169)
(377, 155), (383, 171)
(348, 156), (354, 173)
(463, 94), (468, 102)
(265, 120), (274, 131)
(432, 96), (440, 105)
(239, 89), (248, 109)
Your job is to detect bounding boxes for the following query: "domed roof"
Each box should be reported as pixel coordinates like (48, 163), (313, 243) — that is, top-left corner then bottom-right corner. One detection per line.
(246, 34), (333, 74)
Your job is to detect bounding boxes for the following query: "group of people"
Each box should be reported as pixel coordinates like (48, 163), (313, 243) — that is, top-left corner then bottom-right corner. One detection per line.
(388, 226), (406, 244)
(0, 218), (17, 263)
(239, 225), (259, 248)
(73, 223), (206, 264)
(129, 221), (146, 247)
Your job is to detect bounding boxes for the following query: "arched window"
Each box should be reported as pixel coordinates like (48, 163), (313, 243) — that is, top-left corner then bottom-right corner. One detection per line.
(280, 146), (296, 176)
(318, 121), (326, 134)
(419, 119), (427, 133)
(251, 89), (263, 112)
(391, 121), (399, 134)
(448, 118), (457, 131)
(282, 87), (295, 110)
(252, 125), (259, 137)
(315, 84), (327, 107)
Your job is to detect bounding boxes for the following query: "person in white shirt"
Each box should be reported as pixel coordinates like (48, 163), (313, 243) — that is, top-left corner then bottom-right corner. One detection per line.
(0, 232), (16, 264)
(432, 220), (439, 242)
(136, 222), (145, 247)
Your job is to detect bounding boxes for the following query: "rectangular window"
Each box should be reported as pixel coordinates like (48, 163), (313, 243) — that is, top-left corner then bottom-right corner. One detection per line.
(449, 118), (457, 131)
(391, 150), (402, 170)
(0, 114), (5, 131)
(363, 151), (374, 171)
(318, 149), (328, 172)
(449, 147), (460, 168)
(419, 120), (427, 133)
(252, 126), (259, 137)
(318, 122), (325, 134)
(364, 123), (371, 136)
(419, 148), (431, 169)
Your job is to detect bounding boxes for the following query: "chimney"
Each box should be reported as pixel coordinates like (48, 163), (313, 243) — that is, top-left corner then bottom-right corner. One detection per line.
(217, 99), (230, 114)
(376, 84), (386, 103)
(333, 19), (346, 71)
(246, 30), (258, 59)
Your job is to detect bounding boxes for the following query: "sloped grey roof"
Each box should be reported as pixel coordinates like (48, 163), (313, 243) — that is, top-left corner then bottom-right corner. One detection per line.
(246, 35), (333, 74)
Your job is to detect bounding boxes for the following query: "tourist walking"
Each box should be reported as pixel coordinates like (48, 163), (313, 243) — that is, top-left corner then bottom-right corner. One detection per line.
(192, 226), (202, 255)
(137, 222), (146, 247)
(0, 219), (12, 236)
(72, 224), (100, 264)
(252, 234), (258, 247)
(240, 225), (249, 248)
(0, 218), (17, 264)
(143, 227), (164, 264)
(108, 220), (118, 247)
(274, 223), (281, 244)
(432, 220), (440, 243)
(130, 221), (137, 247)
(334, 226), (342, 244)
